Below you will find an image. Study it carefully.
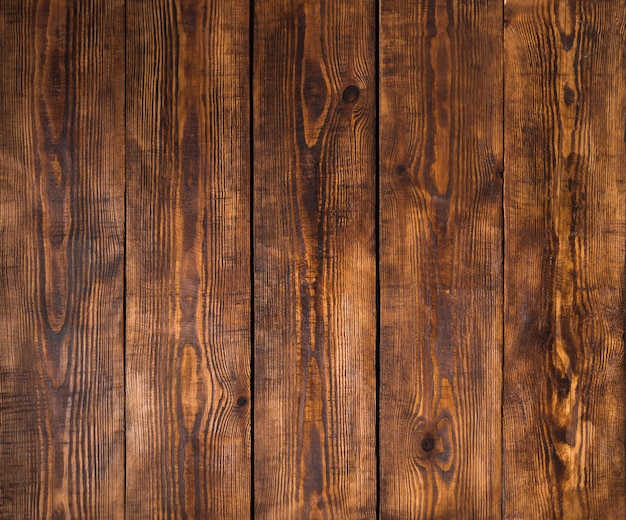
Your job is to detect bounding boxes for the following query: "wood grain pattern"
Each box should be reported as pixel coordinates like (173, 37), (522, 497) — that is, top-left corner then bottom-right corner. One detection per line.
(379, 1), (503, 518)
(3, 1), (626, 517)
(253, 0), (377, 517)
(0, 1), (125, 518)
(503, 1), (626, 518)
(125, 0), (251, 517)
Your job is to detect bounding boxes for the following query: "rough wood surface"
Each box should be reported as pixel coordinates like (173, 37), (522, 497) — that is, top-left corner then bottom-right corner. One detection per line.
(0, 1), (125, 518)
(379, 1), (504, 518)
(503, 1), (626, 518)
(253, 0), (377, 517)
(125, 0), (251, 518)
(3, 1), (626, 518)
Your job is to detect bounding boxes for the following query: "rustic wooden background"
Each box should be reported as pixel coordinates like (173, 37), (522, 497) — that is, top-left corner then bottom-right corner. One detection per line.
(1, 0), (625, 518)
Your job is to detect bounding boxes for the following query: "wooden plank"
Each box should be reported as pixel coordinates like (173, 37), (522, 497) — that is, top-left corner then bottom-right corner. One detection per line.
(0, 1), (125, 518)
(253, 0), (377, 517)
(125, 0), (251, 517)
(379, 1), (503, 517)
(503, 1), (626, 517)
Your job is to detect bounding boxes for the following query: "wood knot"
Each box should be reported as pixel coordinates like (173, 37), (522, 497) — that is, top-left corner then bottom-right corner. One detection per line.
(396, 165), (407, 176)
(342, 85), (360, 104)
(563, 85), (575, 106)
(236, 396), (248, 407)
(421, 436), (435, 453)
(410, 414), (454, 471)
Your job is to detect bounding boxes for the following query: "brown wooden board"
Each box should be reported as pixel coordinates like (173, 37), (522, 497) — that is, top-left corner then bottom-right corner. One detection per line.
(379, 0), (504, 517)
(4, 1), (626, 517)
(503, 1), (626, 517)
(0, 1), (125, 517)
(253, 0), (377, 517)
(125, 0), (251, 517)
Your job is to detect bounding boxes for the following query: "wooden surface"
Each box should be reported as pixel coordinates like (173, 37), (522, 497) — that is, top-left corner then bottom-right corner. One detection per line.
(1, 1), (625, 519)
(253, 0), (377, 517)
(503, 1), (626, 518)
(125, 0), (250, 518)
(379, 0), (503, 518)
(0, 1), (125, 518)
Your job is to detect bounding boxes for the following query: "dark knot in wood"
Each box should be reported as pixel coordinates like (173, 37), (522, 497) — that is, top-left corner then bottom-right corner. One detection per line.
(342, 85), (360, 104)
(421, 436), (435, 453)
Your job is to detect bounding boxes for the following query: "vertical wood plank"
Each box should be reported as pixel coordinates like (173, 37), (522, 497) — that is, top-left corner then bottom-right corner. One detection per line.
(125, 0), (251, 517)
(504, 1), (626, 517)
(379, 1), (503, 517)
(253, 0), (377, 517)
(0, 1), (125, 518)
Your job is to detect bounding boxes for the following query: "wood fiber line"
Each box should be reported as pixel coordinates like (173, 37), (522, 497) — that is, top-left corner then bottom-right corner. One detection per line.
(0, 1), (125, 518)
(125, 0), (251, 518)
(504, 1), (626, 518)
(253, 0), (377, 517)
(379, 0), (504, 518)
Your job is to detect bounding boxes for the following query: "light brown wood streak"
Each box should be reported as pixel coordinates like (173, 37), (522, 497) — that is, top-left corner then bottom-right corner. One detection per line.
(253, 0), (377, 517)
(379, 0), (503, 518)
(0, 1), (125, 518)
(504, 1), (626, 518)
(125, 0), (251, 518)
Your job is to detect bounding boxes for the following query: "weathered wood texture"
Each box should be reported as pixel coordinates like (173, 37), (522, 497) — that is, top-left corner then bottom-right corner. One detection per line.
(504, 1), (626, 518)
(379, 0), (504, 518)
(253, 0), (377, 517)
(0, 1), (125, 518)
(125, 0), (251, 518)
(3, 1), (626, 518)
